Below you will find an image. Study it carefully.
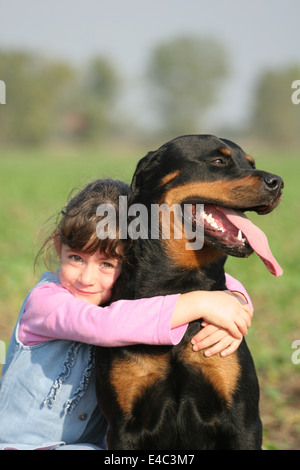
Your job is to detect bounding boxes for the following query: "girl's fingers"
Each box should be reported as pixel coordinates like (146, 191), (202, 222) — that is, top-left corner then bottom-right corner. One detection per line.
(191, 324), (218, 344)
(205, 337), (242, 357)
(220, 339), (243, 357)
(192, 328), (227, 351)
(203, 336), (233, 357)
(234, 317), (248, 337)
(224, 319), (243, 339)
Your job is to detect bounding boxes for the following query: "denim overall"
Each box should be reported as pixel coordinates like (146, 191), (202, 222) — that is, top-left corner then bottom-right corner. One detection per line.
(0, 272), (107, 450)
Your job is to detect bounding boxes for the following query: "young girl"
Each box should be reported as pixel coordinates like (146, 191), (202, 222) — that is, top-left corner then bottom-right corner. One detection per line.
(0, 179), (252, 450)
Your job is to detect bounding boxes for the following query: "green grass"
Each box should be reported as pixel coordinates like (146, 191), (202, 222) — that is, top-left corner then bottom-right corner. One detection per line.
(0, 145), (299, 449)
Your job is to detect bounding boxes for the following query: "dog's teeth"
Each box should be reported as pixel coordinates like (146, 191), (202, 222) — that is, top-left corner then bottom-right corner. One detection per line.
(237, 229), (243, 241)
(203, 211), (224, 231)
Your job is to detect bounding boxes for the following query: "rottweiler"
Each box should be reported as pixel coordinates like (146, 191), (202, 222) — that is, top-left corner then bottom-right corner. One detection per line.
(95, 134), (283, 450)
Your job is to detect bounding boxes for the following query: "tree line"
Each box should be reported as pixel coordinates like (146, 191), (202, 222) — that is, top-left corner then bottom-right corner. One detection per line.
(0, 36), (299, 147)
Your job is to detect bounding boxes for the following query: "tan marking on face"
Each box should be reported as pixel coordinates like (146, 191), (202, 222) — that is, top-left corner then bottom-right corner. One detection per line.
(163, 237), (222, 269)
(245, 155), (255, 167)
(160, 170), (180, 186)
(219, 147), (231, 157)
(162, 176), (261, 209)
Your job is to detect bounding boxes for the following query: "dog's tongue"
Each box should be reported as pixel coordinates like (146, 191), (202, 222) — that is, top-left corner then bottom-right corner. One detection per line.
(219, 207), (283, 277)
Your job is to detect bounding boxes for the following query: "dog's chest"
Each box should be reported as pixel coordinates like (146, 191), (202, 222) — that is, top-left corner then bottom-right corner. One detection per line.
(109, 326), (240, 420)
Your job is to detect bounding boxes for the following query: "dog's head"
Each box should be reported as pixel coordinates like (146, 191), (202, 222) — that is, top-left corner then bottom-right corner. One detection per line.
(130, 135), (284, 276)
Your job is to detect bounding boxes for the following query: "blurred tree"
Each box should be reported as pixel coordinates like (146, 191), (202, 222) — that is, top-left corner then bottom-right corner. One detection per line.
(250, 66), (300, 146)
(0, 51), (75, 145)
(63, 57), (121, 142)
(146, 36), (229, 136)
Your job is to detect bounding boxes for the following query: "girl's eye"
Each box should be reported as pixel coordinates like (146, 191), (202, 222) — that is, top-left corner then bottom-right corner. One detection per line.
(70, 254), (82, 262)
(101, 262), (113, 269)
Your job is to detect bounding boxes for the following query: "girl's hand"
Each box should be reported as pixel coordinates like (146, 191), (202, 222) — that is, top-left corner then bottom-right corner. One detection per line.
(198, 290), (252, 339)
(191, 291), (253, 357)
(191, 322), (243, 357)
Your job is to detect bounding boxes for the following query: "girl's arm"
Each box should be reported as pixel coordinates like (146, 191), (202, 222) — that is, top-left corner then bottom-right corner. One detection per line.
(19, 281), (186, 347)
(172, 290), (251, 338)
(19, 274), (252, 350)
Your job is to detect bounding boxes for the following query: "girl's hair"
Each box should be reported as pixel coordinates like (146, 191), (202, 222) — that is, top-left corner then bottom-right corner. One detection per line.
(36, 178), (131, 271)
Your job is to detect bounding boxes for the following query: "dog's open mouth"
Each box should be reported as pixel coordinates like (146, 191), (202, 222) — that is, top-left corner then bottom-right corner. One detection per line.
(201, 204), (251, 253)
(183, 202), (283, 277)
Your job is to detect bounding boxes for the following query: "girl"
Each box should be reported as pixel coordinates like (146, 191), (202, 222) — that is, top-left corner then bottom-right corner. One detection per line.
(0, 179), (252, 450)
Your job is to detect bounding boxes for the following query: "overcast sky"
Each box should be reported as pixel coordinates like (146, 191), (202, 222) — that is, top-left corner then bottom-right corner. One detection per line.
(1, 0), (300, 128)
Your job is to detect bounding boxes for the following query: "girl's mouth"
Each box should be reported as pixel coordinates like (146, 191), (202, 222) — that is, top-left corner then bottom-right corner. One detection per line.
(74, 287), (99, 295)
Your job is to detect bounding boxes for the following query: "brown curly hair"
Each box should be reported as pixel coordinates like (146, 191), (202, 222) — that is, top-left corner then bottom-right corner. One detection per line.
(36, 178), (131, 271)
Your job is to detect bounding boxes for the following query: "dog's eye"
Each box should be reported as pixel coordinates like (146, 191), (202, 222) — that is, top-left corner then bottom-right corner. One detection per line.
(212, 158), (226, 165)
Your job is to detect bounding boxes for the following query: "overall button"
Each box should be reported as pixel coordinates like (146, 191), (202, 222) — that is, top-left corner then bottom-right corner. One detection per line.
(78, 413), (87, 421)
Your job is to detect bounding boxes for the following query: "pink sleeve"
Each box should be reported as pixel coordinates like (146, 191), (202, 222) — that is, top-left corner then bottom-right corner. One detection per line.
(18, 282), (187, 347)
(225, 273), (253, 310)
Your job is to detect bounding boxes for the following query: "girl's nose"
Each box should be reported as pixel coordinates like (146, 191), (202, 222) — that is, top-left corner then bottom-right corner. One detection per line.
(79, 264), (96, 286)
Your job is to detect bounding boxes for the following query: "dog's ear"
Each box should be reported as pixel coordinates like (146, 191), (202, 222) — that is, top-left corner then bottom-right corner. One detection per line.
(131, 148), (164, 193)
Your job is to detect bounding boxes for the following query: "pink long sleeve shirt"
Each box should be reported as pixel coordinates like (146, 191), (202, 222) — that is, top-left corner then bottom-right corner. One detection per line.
(18, 272), (252, 348)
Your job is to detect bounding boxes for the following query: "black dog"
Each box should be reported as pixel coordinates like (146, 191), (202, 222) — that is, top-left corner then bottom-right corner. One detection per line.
(95, 135), (283, 450)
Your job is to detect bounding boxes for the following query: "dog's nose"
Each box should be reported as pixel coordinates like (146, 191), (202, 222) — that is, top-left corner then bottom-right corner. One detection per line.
(264, 174), (284, 193)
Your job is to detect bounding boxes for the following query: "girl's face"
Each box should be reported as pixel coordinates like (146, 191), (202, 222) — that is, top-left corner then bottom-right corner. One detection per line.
(57, 243), (123, 305)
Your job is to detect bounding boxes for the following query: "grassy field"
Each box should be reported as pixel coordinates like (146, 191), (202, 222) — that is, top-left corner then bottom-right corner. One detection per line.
(0, 144), (300, 449)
